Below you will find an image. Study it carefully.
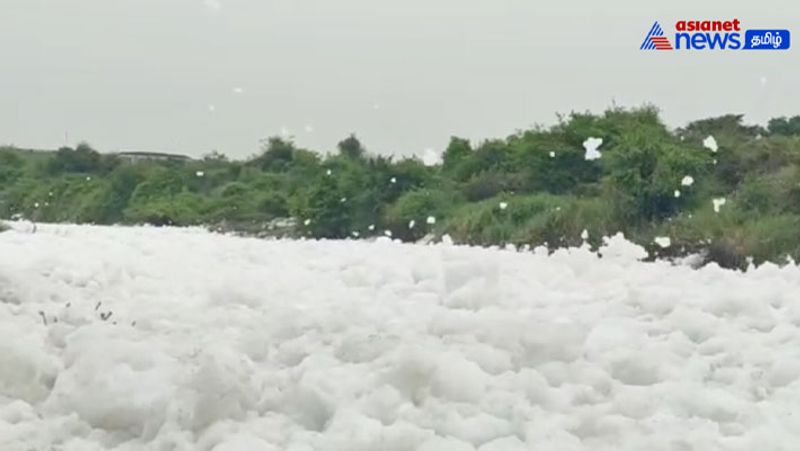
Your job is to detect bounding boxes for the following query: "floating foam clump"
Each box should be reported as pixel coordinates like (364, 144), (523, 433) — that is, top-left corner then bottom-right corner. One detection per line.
(583, 137), (603, 161)
(703, 135), (718, 152)
(654, 236), (672, 248)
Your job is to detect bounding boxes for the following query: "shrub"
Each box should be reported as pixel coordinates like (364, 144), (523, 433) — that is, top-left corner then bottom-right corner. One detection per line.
(443, 194), (620, 248)
(124, 191), (206, 226)
(604, 129), (713, 220)
(462, 171), (519, 202)
(384, 188), (460, 241)
(508, 131), (600, 194)
(0, 149), (25, 185)
(292, 174), (353, 239)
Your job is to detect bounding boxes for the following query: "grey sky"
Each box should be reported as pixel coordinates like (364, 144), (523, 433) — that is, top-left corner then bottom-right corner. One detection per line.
(1, 0), (797, 159)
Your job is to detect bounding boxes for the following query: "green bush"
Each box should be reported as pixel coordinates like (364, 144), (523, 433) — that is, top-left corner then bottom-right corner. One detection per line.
(443, 194), (619, 247)
(384, 188), (460, 240)
(291, 173), (353, 239)
(124, 191), (206, 226)
(736, 167), (800, 214)
(603, 128), (713, 221)
(0, 149), (26, 185)
(508, 132), (600, 194)
(462, 171), (519, 202)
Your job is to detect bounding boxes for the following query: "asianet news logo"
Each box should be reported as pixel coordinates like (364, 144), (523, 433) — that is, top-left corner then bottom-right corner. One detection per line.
(640, 19), (790, 50)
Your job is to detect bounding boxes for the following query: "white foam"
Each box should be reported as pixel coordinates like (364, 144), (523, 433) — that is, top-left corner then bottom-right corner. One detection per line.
(703, 135), (718, 153)
(713, 197), (727, 213)
(0, 224), (799, 449)
(583, 137), (603, 161)
(654, 236), (672, 248)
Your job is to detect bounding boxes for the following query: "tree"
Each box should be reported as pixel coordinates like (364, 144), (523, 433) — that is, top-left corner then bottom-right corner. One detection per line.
(102, 165), (145, 222)
(604, 130), (713, 220)
(48, 142), (102, 174)
(447, 139), (509, 182)
(442, 137), (471, 171)
(679, 114), (765, 145)
(296, 174), (353, 238)
(203, 150), (229, 162)
(768, 116), (800, 136)
(255, 137), (296, 171)
(337, 134), (366, 160)
(508, 129), (600, 194)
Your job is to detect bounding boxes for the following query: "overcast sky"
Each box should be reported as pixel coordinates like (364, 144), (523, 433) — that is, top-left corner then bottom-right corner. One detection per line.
(0, 0), (797, 159)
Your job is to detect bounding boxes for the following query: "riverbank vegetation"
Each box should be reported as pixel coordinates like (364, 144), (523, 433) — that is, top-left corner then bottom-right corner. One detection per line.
(3, 106), (800, 268)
